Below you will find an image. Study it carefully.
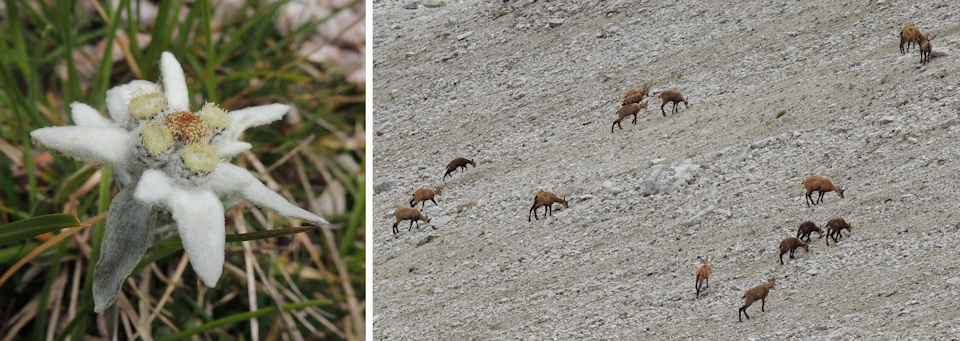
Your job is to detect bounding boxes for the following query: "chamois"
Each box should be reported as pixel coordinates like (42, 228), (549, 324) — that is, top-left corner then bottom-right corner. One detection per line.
(803, 175), (844, 207)
(899, 25), (922, 54)
(410, 187), (442, 209)
(779, 237), (809, 265)
(392, 207), (432, 234)
(611, 102), (647, 133)
(695, 256), (711, 299)
(739, 278), (775, 322)
(659, 90), (688, 116)
(443, 157), (475, 180)
(528, 190), (568, 221)
(624, 87), (649, 99)
(796, 221), (823, 242)
(622, 88), (649, 105)
(920, 36), (932, 65)
(825, 217), (852, 246)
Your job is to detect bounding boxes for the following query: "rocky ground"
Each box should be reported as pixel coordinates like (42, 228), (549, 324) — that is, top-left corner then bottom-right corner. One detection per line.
(371, 0), (960, 339)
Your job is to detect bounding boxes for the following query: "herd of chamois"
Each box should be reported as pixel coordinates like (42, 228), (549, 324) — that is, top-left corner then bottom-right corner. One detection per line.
(387, 25), (935, 321)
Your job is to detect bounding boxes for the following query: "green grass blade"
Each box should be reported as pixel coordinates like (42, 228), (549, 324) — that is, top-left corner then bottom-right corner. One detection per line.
(156, 299), (331, 341)
(339, 178), (364, 256)
(0, 214), (81, 246)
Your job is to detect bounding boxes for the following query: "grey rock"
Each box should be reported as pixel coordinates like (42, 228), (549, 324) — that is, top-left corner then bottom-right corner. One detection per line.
(422, 0), (444, 8)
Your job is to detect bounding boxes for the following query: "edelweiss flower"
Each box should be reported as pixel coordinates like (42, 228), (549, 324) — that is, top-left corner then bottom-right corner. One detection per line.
(31, 52), (327, 293)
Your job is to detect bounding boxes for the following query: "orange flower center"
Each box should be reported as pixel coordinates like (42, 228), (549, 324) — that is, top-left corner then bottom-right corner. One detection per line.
(165, 111), (210, 143)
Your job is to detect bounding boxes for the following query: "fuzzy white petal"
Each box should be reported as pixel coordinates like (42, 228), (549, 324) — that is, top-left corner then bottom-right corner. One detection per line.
(217, 140), (252, 158)
(70, 103), (113, 127)
(105, 80), (161, 126)
(225, 104), (289, 140)
(166, 189), (225, 287)
(31, 126), (133, 168)
(208, 163), (328, 225)
(160, 52), (190, 111)
(133, 169), (174, 205)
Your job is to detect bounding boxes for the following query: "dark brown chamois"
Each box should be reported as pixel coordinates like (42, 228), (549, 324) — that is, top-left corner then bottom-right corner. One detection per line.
(443, 157), (475, 180)
(825, 217), (852, 246)
(796, 221), (824, 242)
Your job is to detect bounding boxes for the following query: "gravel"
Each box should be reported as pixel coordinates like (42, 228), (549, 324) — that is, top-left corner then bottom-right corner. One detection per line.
(372, 0), (960, 339)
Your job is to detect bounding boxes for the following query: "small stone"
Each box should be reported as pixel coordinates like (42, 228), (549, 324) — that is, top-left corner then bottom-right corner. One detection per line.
(422, 0), (444, 7)
(403, 2), (418, 9)
(940, 117), (957, 129)
(457, 31), (473, 40)
(946, 277), (960, 285)
(878, 116), (896, 124)
(507, 77), (527, 89)
(716, 209), (732, 218)
(548, 19), (564, 28)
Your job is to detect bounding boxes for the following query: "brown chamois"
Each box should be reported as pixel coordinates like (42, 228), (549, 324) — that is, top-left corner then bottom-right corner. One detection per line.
(410, 187), (442, 209)
(919, 35), (932, 65)
(899, 25), (922, 54)
(611, 102), (647, 133)
(825, 217), (852, 246)
(802, 175), (844, 207)
(443, 157), (475, 180)
(528, 190), (568, 221)
(739, 278), (775, 322)
(391, 207), (432, 234)
(624, 87), (649, 99)
(779, 237), (809, 265)
(659, 90), (688, 116)
(695, 256), (711, 299)
(622, 89), (649, 105)
(796, 221), (824, 242)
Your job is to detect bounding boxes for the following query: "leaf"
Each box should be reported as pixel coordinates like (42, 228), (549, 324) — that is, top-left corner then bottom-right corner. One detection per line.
(225, 225), (316, 243)
(93, 187), (155, 312)
(0, 214), (80, 246)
